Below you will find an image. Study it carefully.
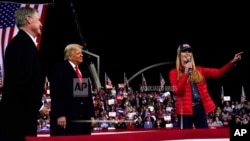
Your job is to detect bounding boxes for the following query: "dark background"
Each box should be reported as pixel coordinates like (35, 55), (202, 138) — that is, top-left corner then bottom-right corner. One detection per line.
(6, 0), (250, 103)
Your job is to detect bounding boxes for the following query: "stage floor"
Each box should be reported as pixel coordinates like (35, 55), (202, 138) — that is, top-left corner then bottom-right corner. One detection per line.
(29, 127), (230, 141)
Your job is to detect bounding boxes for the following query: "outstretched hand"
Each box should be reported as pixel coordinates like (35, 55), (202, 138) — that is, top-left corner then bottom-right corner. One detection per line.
(232, 51), (244, 63)
(39, 106), (50, 119)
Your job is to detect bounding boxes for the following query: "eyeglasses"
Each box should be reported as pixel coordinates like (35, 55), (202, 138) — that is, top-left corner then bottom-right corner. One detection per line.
(181, 49), (192, 53)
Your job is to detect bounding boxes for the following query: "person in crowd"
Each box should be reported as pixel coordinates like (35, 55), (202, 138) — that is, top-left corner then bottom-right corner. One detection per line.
(154, 118), (165, 128)
(0, 7), (49, 141)
(126, 119), (136, 129)
(114, 115), (127, 129)
(135, 116), (144, 128)
(144, 116), (153, 128)
(243, 100), (250, 111)
(49, 43), (95, 136)
(168, 43), (243, 129)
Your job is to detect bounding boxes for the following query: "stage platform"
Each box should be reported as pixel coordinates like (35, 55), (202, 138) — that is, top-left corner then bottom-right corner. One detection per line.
(26, 127), (230, 141)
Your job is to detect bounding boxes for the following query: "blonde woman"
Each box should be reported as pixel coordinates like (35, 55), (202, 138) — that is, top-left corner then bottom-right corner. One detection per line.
(169, 43), (243, 129)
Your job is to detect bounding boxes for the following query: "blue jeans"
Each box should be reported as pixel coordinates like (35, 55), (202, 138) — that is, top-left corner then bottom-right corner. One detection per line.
(179, 104), (209, 129)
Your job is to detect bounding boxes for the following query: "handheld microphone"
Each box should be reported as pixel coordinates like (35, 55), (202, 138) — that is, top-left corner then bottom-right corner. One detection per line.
(186, 56), (192, 75)
(186, 56), (191, 63)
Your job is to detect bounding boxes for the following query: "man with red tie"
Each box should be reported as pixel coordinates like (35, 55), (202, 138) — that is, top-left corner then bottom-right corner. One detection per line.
(49, 43), (95, 136)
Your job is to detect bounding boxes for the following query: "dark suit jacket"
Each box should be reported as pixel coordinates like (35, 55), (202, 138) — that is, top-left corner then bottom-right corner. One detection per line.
(0, 30), (45, 140)
(49, 60), (94, 136)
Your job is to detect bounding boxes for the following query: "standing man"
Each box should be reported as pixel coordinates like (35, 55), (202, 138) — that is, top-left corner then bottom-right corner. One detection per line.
(49, 43), (95, 136)
(0, 7), (49, 141)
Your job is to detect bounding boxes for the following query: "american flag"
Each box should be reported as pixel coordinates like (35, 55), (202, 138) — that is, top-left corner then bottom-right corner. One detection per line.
(220, 85), (225, 104)
(88, 77), (94, 93)
(141, 73), (147, 92)
(142, 73), (147, 86)
(0, 1), (49, 83)
(124, 72), (129, 88)
(159, 73), (165, 91)
(220, 86), (224, 98)
(105, 72), (112, 89)
(241, 86), (245, 97)
(241, 86), (246, 102)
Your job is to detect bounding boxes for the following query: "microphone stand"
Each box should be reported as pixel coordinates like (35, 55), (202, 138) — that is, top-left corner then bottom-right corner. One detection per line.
(68, 0), (101, 91)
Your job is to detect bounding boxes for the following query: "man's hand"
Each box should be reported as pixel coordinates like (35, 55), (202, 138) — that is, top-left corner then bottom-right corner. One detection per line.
(39, 106), (50, 118)
(57, 116), (66, 129)
(91, 117), (95, 127)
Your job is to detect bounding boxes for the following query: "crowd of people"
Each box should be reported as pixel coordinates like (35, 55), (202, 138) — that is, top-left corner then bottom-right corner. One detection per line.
(37, 84), (250, 133)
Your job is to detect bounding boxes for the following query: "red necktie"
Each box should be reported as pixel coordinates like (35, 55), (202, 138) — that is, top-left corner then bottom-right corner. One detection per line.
(75, 66), (83, 83)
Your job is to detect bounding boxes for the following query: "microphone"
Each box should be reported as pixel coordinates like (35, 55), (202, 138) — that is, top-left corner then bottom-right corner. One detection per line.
(186, 56), (192, 75)
(186, 56), (191, 63)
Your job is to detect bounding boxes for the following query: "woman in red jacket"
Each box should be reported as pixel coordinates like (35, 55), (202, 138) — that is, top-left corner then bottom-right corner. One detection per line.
(169, 43), (243, 129)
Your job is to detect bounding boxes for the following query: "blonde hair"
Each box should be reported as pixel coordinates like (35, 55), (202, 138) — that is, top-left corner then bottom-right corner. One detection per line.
(176, 47), (203, 83)
(64, 43), (83, 60)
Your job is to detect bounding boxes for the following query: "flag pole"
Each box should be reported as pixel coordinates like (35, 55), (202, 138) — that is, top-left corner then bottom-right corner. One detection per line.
(68, 0), (101, 91)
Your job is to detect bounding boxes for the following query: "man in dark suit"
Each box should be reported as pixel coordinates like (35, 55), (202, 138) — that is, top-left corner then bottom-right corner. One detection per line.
(49, 43), (95, 136)
(0, 7), (49, 141)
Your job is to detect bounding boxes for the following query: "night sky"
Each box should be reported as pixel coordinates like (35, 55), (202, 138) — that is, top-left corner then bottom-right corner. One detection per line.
(8, 0), (250, 103)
